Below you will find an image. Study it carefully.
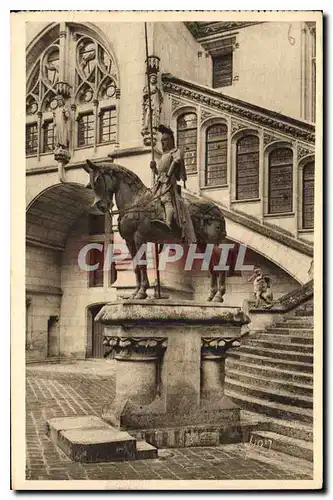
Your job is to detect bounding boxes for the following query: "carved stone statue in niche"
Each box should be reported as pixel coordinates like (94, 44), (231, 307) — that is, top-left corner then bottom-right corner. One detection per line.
(52, 95), (72, 150)
(141, 73), (163, 146)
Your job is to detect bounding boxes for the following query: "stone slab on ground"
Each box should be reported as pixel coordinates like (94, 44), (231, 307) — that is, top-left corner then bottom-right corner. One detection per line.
(136, 440), (158, 460)
(46, 415), (110, 443)
(59, 427), (137, 463)
(46, 415), (158, 463)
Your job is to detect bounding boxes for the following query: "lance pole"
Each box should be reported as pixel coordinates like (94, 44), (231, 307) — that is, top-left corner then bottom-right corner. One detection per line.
(144, 22), (161, 299)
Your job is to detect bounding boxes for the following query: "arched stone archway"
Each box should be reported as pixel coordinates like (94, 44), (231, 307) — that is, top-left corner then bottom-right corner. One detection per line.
(26, 182), (94, 249)
(26, 182), (95, 361)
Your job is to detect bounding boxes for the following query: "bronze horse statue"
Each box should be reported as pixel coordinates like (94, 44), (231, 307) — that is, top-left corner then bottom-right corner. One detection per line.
(83, 159), (228, 302)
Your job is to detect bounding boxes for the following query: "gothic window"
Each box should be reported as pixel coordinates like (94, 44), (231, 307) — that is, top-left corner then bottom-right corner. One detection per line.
(213, 53), (233, 88)
(302, 161), (314, 229)
(26, 24), (119, 158)
(26, 123), (38, 156)
(236, 135), (259, 200)
(205, 124), (228, 186)
(42, 120), (55, 153)
(77, 112), (95, 147)
(268, 148), (293, 214)
(177, 113), (197, 174)
(26, 40), (60, 118)
(99, 107), (117, 144)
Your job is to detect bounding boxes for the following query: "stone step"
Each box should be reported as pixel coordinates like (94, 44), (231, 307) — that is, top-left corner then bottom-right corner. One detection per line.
(237, 344), (313, 363)
(274, 321), (313, 328)
(265, 327), (313, 336)
(225, 390), (313, 423)
(246, 338), (313, 353)
(226, 368), (313, 397)
(241, 411), (313, 442)
(295, 309), (313, 316)
(254, 333), (313, 345)
(130, 421), (255, 448)
(228, 351), (313, 373)
(249, 430), (313, 462)
(46, 415), (157, 462)
(136, 440), (158, 460)
(226, 358), (313, 383)
(266, 418), (313, 442)
(225, 378), (313, 409)
(283, 316), (313, 321)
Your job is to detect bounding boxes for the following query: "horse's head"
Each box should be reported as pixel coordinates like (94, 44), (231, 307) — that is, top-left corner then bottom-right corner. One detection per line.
(83, 160), (117, 213)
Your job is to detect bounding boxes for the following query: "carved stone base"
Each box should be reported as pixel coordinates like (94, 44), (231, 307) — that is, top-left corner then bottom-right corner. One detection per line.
(96, 300), (250, 441)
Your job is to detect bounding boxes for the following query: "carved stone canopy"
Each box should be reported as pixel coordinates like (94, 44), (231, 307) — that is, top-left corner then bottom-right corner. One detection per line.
(147, 55), (160, 75)
(55, 81), (72, 99)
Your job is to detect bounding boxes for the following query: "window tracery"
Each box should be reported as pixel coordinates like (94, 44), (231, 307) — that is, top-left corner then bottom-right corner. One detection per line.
(26, 25), (119, 158)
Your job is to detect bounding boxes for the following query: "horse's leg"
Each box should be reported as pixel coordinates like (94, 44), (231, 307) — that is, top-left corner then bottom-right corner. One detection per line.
(208, 271), (218, 301)
(126, 239), (141, 299)
(207, 245), (225, 303)
(133, 233), (150, 300)
(212, 270), (226, 303)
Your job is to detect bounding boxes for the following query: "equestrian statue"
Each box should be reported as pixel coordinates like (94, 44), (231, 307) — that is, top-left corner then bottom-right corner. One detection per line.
(83, 125), (228, 302)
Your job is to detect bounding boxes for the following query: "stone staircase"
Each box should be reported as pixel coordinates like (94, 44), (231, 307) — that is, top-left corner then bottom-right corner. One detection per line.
(225, 312), (314, 462)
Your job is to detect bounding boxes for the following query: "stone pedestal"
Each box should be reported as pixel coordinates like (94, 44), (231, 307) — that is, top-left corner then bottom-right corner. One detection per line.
(96, 300), (250, 445)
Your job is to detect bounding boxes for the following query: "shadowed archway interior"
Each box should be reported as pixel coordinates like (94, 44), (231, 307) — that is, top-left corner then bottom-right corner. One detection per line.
(26, 183), (95, 249)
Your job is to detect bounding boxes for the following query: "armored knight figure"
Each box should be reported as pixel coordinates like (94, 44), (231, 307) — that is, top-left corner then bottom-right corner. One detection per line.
(150, 125), (196, 244)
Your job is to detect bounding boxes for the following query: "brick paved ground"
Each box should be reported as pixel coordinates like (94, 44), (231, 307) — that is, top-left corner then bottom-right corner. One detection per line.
(26, 361), (313, 482)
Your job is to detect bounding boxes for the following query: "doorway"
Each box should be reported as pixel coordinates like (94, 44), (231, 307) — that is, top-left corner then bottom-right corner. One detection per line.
(87, 304), (108, 358)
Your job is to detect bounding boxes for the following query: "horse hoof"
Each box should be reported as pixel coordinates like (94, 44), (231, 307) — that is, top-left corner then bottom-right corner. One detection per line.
(207, 291), (217, 301)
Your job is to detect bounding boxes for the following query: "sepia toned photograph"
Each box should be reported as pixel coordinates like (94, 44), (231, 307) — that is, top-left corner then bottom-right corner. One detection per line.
(11, 10), (322, 490)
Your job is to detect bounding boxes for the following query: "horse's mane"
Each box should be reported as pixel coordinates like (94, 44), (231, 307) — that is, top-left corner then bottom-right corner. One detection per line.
(102, 162), (148, 191)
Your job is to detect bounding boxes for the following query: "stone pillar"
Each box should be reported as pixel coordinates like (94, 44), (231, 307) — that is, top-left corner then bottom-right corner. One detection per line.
(103, 335), (167, 407)
(201, 338), (241, 405)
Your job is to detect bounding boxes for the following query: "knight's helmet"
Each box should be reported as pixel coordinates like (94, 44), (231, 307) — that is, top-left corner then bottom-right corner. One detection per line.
(158, 124), (175, 148)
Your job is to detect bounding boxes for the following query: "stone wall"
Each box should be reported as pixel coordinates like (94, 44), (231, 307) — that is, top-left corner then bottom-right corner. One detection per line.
(26, 245), (62, 361)
(59, 215), (117, 359)
(220, 22), (303, 120)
